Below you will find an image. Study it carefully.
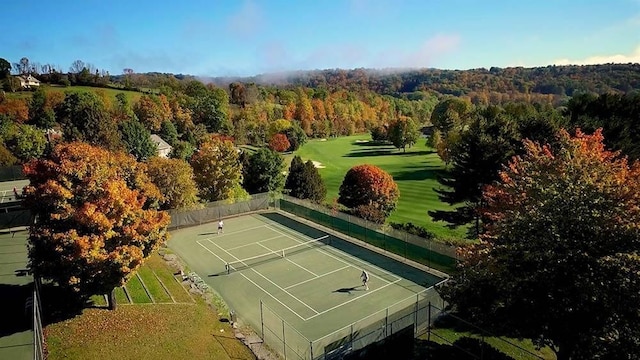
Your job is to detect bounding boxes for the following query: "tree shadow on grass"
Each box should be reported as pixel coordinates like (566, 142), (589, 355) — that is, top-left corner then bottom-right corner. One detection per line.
(413, 337), (516, 360)
(351, 140), (392, 147)
(40, 283), (92, 326)
(344, 149), (435, 158)
(391, 166), (447, 181)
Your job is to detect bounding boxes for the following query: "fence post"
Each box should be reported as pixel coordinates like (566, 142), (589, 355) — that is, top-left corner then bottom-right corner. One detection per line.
(260, 300), (265, 340)
(427, 301), (432, 342)
(385, 308), (389, 337)
(350, 324), (354, 350)
(414, 294), (418, 335)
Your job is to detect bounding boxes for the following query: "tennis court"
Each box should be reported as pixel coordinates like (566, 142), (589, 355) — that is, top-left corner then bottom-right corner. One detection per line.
(169, 211), (445, 359)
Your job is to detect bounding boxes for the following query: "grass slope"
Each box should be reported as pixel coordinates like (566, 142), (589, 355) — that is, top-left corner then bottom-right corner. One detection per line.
(45, 253), (254, 360)
(6, 85), (144, 104)
(293, 134), (466, 239)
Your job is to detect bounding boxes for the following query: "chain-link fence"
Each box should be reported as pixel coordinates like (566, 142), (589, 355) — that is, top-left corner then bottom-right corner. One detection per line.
(276, 195), (458, 274)
(32, 277), (45, 360)
(259, 294), (546, 360)
(427, 304), (545, 360)
(258, 285), (445, 360)
(0, 165), (25, 181)
(167, 193), (273, 230)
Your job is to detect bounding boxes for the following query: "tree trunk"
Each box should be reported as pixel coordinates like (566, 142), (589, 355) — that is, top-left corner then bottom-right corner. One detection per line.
(107, 289), (117, 310)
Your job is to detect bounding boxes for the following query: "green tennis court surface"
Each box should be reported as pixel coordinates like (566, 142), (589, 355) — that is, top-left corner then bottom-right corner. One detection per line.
(169, 212), (445, 359)
(0, 231), (35, 360)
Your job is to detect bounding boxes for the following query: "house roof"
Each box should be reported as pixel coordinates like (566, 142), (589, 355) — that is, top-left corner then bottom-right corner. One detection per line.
(16, 75), (40, 82)
(150, 134), (172, 150)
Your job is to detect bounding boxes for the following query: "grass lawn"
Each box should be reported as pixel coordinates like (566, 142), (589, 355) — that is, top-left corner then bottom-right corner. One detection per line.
(425, 328), (556, 360)
(44, 252), (255, 360)
(6, 85), (145, 104)
(293, 134), (467, 239)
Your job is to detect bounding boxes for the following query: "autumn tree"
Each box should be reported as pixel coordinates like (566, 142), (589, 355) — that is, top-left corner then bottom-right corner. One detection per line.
(269, 133), (290, 152)
(388, 117), (420, 152)
(285, 156), (326, 203)
(0, 98), (29, 122)
(296, 89), (314, 135)
(56, 92), (123, 151)
(370, 124), (388, 142)
(134, 95), (166, 132)
(146, 157), (199, 210)
(119, 119), (157, 161)
(22, 142), (170, 310)
(338, 164), (399, 223)
(242, 148), (285, 194)
(190, 137), (242, 202)
(440, 129), (640, 359)
(267, 119), (293, 139)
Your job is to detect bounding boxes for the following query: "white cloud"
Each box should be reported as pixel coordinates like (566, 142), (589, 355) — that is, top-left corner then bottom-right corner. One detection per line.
(553, 45), (640, 65)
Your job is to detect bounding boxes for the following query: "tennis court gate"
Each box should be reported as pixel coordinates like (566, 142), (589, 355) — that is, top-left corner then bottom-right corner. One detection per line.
(259, 285), (446, 360)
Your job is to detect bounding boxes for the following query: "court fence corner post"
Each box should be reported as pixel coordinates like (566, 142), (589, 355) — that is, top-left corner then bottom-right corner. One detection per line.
(260, 300), (265, 340)
(427, 301), (432, 342)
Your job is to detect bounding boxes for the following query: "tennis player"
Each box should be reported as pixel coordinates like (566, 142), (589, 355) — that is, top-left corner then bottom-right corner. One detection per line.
(361, 270), (370, 290)
(217, 219), (224, 234)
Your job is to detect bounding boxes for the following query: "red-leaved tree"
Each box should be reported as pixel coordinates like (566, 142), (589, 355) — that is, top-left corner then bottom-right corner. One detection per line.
(338, 164), (399, 223)
(440, 129), (640, 360)
(269, 133), (290, 152)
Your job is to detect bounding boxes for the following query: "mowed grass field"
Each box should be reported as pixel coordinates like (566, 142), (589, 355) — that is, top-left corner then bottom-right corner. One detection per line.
(6, 85), (145, 104)
(293, 134), (466, 240)
(44, 253), (255, 360)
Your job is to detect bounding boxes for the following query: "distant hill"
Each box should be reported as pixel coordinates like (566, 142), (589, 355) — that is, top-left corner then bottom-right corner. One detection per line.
(198, 63), (640, 98)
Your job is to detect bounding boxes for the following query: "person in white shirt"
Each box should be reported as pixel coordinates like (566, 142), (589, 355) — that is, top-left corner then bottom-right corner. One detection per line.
(217, 220), (224, 234)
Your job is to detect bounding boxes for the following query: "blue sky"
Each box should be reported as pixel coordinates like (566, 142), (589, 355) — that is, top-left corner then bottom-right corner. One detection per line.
(1, 0), (639, 77)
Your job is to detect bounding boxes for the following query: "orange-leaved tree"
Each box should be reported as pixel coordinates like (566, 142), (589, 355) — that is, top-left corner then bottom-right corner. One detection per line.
(440, 129), (640, 360)
(22, 142), (170, 310)
(269, 133), (290, 153)
(338, 164), (399, 223)
(190, 136), (243, 202)
(146, 156), (199, 210)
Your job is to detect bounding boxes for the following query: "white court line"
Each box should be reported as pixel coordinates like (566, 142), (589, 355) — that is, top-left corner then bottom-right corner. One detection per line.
(207, 224), (272, 238)
(196, 240), (227, 264)
(257, 242), (318, 277)
(208, 241), (320, 316)
(227, 234), (286, 251)
(285, 265), (351, 290)
(305, 278), (402, 321)
(264, 223), (401, 284)
(196, 240), (308, 320)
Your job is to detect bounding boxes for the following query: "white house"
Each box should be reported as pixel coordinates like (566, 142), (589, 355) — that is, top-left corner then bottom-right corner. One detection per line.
(150, 134), (172, 158)
(17, 75), (40, 89)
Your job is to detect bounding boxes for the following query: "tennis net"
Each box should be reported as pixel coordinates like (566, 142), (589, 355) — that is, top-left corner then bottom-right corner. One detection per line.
(225, 235), (330, 274)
